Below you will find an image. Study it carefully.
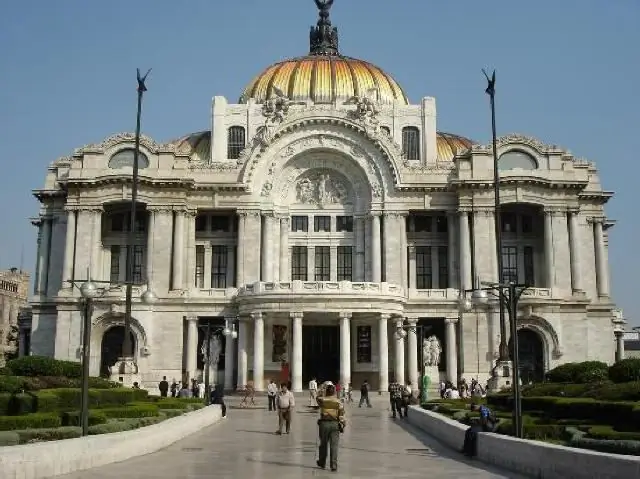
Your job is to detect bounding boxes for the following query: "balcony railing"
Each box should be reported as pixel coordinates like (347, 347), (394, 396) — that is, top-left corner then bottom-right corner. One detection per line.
(237, 281), (405, 297)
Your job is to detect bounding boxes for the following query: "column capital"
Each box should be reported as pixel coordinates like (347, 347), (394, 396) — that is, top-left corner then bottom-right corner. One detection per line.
(379, 313), (391, 321)
(224, 314), (237, 322)
(370, 211), (382, 218)
(186, 316), (198, 323)
(146, 206), (174, 214)
(544, 206), (567, 216)
(567, 207), (580, 215)
(588, 216), (605, 225)
(75, 205), (104, 213)
(289, 312), (304, 320)
(445, 317), (459, 325)
(250, 311), (263, 321)
(238, 209), (261, 218)
(383, 211), (408, 219)
(338, 311), (352, 320)
(184, 209), (198, 218)
(261, 211), (277, 218)
(457, 207), (472, 214)
(278, 215), (290, 224)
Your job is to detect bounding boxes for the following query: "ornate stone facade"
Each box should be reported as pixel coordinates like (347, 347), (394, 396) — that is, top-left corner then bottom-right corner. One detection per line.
(25, 2), (619, 393)
(0, 268), (30, 366)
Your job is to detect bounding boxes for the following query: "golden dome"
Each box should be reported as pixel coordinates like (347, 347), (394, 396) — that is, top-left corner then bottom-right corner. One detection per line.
(239, 1), (408, 106)
(436, 132), (473, 161)
(240, 56), (409, 106)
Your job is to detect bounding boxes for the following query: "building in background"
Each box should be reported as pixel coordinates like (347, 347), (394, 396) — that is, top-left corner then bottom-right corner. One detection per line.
(25, 2), (619, 391)
(0, 268), (30, 366)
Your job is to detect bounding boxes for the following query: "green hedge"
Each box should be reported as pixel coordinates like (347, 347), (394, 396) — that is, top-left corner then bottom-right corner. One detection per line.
(0, 413), (62, 431)
(60, 410), (108, 427)
(0, 375), (119, 394)
(567, 427), (640, 456)
(51, 387), (148, 411)
(160, 409), (185, 418)
(88, 416), (164, 435)
(521, 381), (640, 402)
(14, 426), (82, 443)
(5, 357), (82, 378)
(609, 359), (640, 383)
(495, 420), (566, 440)
(587, 425), (640, 442)
(134, 399), (188, 410)
(98, 405), (159, 419)
(546, 361), (609, 384)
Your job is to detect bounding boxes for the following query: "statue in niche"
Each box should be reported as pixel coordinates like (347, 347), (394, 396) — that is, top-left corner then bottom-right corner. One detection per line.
(201, 334), (223, 369)
(423, 335), (442, 367)
(272, 325), (288, 363)
(295, 172), (347, 205)
(296, 178), (315, 204)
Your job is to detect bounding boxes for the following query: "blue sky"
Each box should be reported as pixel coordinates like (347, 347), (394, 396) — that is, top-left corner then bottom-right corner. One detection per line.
(1, 0), (638, 324)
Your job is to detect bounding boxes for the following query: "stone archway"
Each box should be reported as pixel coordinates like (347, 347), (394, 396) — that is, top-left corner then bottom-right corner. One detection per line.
(91, 312), (149, 377)
(99, 326), (137, 378)
(517, 329), (545, 384)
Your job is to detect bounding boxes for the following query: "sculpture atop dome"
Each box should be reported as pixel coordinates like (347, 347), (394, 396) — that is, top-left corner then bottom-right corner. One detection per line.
(310, 0), (339, 56)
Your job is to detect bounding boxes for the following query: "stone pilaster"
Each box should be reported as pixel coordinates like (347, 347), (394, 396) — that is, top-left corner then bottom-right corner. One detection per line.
(383, 212), (405, 285)
(568, 210), (583, 292)
(261, 212), (275, 282)
(61, 209), (76, 289)
(458, 209), (472, 291)
(544, 209), (554, 289)
(447, 212), (458, 289)
(185, 316), (198, 382)
(172, 211), (185, 290)
(354, 216), (366, 281)
(185, 210), (197, 291)
(394, 317), (405, 384)
(551, 209), (571, 293)
(445, 318), (458, 382)
(146, 209), (155, 287)
(243, 211), (262, 284)
(279, 216), (290, 281)
(236, 317), (249, 389)
(339, 312), (352, 388)
(593, 218), (610, 297)
(291, 312), (303, 392)
(472, 209), (494, 285)
(147, 207), (173, 293)
(370, 213), (382, 282)
(378, 313), (389, 391)
(252, 312), (264, 390)
(236, 212), (246, 287)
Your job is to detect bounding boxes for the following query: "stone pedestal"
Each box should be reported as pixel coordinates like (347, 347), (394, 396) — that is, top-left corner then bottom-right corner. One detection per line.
(110, 357), (142, 388)
(421, 366), (440, 401)
(487, 360), (513, 392)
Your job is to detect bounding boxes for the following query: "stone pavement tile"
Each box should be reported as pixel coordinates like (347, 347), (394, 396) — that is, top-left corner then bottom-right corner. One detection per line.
(54, 404), (524, 479)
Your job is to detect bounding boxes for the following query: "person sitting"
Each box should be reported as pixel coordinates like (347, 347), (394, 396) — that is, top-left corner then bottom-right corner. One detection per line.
(461, 403), (498, 457)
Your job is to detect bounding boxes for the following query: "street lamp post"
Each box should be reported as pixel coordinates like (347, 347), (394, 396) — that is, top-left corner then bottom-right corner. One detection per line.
(121, 68), (151, 373)
(201, 317), (238, 405)
(482, 69), (510, 364)
(461, 282), (529, 439)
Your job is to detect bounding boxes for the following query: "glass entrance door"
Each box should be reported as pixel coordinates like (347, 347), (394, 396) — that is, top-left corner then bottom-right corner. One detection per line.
(302, 325), (339, 385)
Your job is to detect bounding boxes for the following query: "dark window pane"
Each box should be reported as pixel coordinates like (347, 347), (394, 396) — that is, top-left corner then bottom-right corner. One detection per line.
(211, 245), (228, 288)
(416, 246), (432, 289)
(436, 215), (448, 233)
(336, 216), (353, 232)
(521, 215), (533, 234)
(502, 246), (518, 284)
(111, 213), (125, 232)
(195, 245), (205, 288)
(356, 325), (372, 363)
(291, 246), (308, 280)
(314, 216), (331, 232)
(414, 215), (431, 233)
(402, 127), (420, 161)
(314, 246), (330, 281)
(195, 215), (207, 232)
(337, 246), (353, 281)
(501, 213), (517, 233)
(291, 216), (308, 232)
(110, 245), (121, 283)
(524, 246), (535, 286)
(227, 126), (246, 159)
(125, 245), (145, 284)
(211, 216), (229, 232)
(438, 246), (449, 288)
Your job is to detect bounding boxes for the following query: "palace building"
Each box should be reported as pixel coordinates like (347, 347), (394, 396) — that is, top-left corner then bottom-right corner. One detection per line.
(26, 2), (620, 392)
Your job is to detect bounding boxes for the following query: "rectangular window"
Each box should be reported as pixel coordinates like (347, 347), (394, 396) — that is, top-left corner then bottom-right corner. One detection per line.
(314, 216), (331, 232)
(337, 246), (353, 281)
(210, 216), (229, 232)
(110, 245), (121, 283)
(436, 215), (448, 233)
(211, 245), (228, 288)
(291, 216), (308, 232)
(111, 214), (125, 232)
(523, 246), (535, 286)
(415, 246), (432, 289)
(356, 325), (372, 363)
(502, 246), (518, 284)
(195, 245), (205, 288)
(291, 246), (308, 280)
(125, 245), (145, 284)
(195, 215), (207, 232)
(501, 213), (517, 233)
(336, 216), (353, 232)
(414, 215), (431, 233)
(110, 212), (145, 233)
(521, 215), (533, 234)
(437, 246), (449, 288)
(314, 246), (330, 281)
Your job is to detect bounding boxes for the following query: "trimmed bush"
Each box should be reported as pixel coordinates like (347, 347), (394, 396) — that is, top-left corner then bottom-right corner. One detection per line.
(88, 416), (164, 435)
(609, 358), (640, 383)
(15, 426), (82, 444)
(521, 380), (640, 402)
(545, 361), (609, 384)
(98, 404), (159, 419)
(0, 431), (19, 446)
(0, 375), (26, 394)
(587, 425), (640, 441)
(0, 413), (61, 431)
(60, 410), (108, 427)
(495, 420), (565, 440)
(0, 367), (11, 376)
(160, 409), (185, 418)
(50, 387), (149, 410)
(134, 399), (188, 410)
(5, 357), (66, 377)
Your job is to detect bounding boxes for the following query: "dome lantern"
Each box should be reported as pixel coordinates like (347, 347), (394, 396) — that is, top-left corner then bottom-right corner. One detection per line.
(309, 0), (339, 56)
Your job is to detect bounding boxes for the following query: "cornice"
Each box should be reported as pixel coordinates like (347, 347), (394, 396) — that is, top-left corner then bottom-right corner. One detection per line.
(450, 177), (588, 191)
(472, 133), (565, 155)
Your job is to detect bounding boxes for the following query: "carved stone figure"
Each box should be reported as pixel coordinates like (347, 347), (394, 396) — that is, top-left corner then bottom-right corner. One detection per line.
(344, 88), (380, 121)
(201, 335), (222, 367)
(423, 335), (442, 367)
(295, 172), (347, 205)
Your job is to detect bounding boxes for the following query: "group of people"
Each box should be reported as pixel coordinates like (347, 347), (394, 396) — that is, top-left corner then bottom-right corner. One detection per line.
(157, 376), (208, 399)
(440, 378), (487, 399)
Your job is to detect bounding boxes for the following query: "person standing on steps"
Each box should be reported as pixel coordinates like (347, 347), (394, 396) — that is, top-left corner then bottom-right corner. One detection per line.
(267, 379), (278, 412)
(316, 383), (346, 472)
(359, 380), (372, 408)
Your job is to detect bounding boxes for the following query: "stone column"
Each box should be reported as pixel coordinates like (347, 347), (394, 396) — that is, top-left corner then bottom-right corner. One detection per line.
(383, 213), (404, 285)
(279, 216), (290, 281)
(400, 214), (408, 289)
(330, 246), (338, 281)
(615, 331), (625, 362)
(186, 316), (198, 382)
(568, 210), (583, 292)
(236, 212), (246, 287)
(185, 211), (196, 290)
(355, 216), (366, 281)
(447, 212), (457, 289)
(593, 218), (610, 297)
(378, 314), (389, 391)
(339, 312), (352, 388)
(252, 312), (264, 391)
(291, 312), (303, 392)
(172, 211), (185, 290)
(90, 210), (103, 281)
(445, 318), (458, 382)
(458, 210), (472, 291)
(226, 246), (235, 288)
(408, 246), (417, 290)
(261, 213), (275, 282)
(394, 318), (405, 384)
(37, 217), (52, 294)
(544, 210), (554, 289)
(407, 318), (419, 390)
(224, 316), (236, 390)
(146, 209), (155, 286)
(237, 318), (248, 388)
(62, 209), (76, 288)
(371, 213), (382, 282)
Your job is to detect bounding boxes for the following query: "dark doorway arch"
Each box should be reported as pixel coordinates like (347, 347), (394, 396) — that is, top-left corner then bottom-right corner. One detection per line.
(516, 328), (544, 384)
(100, 326), (136, 378)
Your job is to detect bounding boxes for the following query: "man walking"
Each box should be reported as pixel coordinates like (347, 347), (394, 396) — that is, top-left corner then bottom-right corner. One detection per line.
(388, 378), (404, 418)
(308, 377), (318, 406)
(276, 383), (295, 435)
(316, 383), (346, 472)
(359, 380), (372, 408)
(158, 376), (169, 398)
(267, 379), (278, 412)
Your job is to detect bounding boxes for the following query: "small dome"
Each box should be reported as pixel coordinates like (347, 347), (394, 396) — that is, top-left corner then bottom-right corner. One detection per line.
(436, 132), (473, 161)
(240, 56), (409, 106)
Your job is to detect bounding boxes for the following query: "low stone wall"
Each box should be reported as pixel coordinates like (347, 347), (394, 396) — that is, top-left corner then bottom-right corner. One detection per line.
(408, 406), (640, 479)
(0, 405), (223, 479)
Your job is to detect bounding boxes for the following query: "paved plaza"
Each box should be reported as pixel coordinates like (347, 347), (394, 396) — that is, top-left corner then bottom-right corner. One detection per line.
(56, 397), (522, 479)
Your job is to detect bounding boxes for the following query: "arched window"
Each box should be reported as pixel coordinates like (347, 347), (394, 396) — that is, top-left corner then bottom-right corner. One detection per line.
(402, 127), (420, 161)
(227, 126), (246, 159)
(108, 149), (149, 169)
(499, 150), (538, 171)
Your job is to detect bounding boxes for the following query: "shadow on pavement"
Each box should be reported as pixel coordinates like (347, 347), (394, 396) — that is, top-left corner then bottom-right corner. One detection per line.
(245, 457), (319, 470)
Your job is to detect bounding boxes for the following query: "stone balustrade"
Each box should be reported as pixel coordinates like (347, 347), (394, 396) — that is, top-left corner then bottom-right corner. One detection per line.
(237, 280), (405, 297)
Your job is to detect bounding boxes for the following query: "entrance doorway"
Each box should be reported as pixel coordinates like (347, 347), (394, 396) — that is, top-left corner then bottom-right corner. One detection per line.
(517, 329), (544, 384)
(302, 325), (339, 385)
(100, 326), (136, 378)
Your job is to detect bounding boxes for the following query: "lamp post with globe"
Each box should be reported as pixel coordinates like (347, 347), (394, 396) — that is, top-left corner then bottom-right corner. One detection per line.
(201, 318), (238, 405)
